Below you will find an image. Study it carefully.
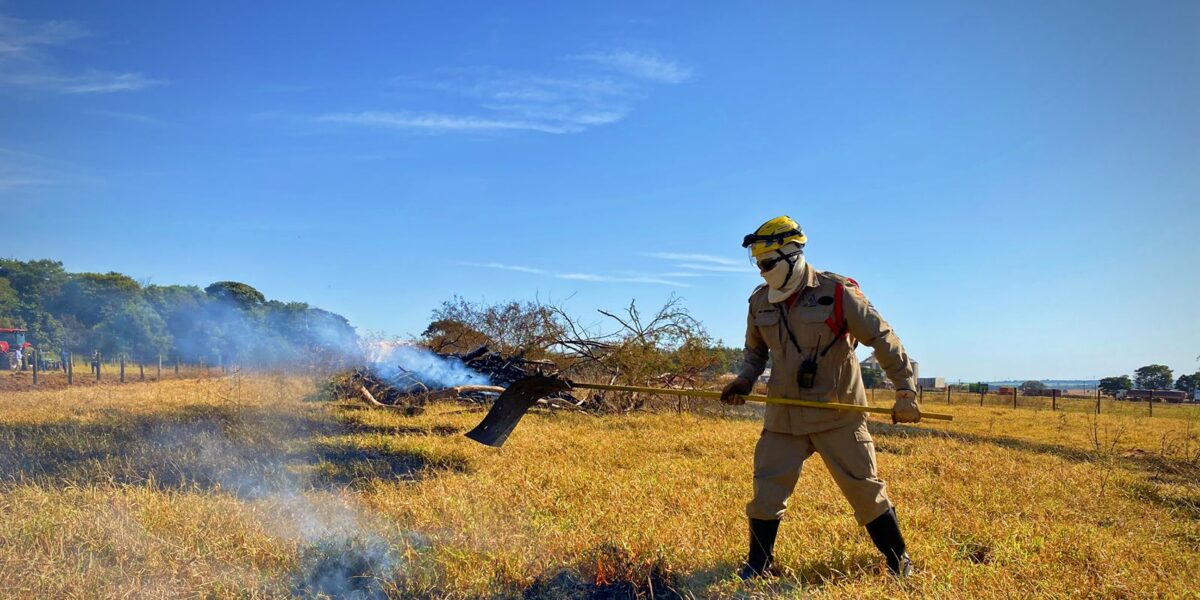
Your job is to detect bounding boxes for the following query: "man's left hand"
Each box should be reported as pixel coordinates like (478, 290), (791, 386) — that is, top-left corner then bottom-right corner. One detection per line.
(892, 389), (921, 424)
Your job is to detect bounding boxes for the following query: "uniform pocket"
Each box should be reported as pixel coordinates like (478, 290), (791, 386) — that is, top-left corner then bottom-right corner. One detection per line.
(753, 309), (779, 326)
(795, 306), (832, 324)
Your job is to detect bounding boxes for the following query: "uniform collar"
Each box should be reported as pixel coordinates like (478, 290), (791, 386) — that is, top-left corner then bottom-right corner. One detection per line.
(800, 263), (819, 290)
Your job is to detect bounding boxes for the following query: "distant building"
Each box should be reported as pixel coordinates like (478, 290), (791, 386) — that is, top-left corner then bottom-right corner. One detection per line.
(917, 377), (945, 390)
(860, 356), (921, 388)
(758, 368), (771, 384)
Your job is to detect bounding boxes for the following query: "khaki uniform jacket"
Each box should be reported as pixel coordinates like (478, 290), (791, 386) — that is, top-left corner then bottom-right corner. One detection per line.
(738, 266), (916, 436)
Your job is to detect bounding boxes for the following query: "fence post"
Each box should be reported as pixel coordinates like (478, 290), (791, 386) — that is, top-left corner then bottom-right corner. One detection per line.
(1013, 387), (1018, 409)
(96, 353), (101, 382)
(918, 386), (924, 402)
(1096, 392), (1101, 415)
(119, 355), (125, 383)
(175, 358), (180, 376)
(139, 361), (145, 381)
(1149, 391), (1153, 417)
(980, 389), (985, 406)
(67, 351), (73, 385)
(1052, 389), (1057, 411)
(947, 387), (951, 405)
(31, 349), (38, 386)
(157, 355), (162, 380)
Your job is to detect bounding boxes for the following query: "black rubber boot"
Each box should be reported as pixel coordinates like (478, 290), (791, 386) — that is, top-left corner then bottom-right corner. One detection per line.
(739, 518), (780, 580)
(865, 507), (913, 577)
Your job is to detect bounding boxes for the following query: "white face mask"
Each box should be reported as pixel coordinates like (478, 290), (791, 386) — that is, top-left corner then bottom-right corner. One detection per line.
(761, 253), (805, 290)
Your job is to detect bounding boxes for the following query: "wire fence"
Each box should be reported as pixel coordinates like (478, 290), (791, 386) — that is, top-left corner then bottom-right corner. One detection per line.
(888, 386), (1200, 419)
(2, 349), (233, 389)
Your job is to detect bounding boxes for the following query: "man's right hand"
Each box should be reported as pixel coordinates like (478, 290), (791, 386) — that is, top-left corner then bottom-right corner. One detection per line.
(721, 377), (754, 405)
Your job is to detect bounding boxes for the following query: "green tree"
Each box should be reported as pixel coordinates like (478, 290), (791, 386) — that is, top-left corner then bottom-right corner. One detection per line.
(0, 259), (69, 347)
(204, 281), (266, 309)
(1134, 365), (1174, 390)
(1021, 380), (1046, 391)
(55, 272), (142, 328)
(0, 259), (358, 366)
(144, 284), (209, 359)
(1098, 375), (1133, 397)
(0, 276), (19, 327)
(93, 300), (172, 359)
(1175, 373), (1199, 397)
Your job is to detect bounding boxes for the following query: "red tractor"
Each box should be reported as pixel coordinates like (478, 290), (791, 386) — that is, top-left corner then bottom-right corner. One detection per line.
(0, 328), (31, 370)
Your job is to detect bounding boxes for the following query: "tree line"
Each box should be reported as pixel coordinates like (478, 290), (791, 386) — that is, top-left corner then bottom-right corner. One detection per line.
(1097, 364), (1199, 398)
(0, 259), (358, 365)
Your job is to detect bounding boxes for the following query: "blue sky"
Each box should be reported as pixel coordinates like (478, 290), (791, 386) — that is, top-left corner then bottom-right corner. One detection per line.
(3, 1), (1198, 382)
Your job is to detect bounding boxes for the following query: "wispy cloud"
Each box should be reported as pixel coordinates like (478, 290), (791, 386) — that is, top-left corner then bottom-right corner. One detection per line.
(557, 272), (687, 286)
(641, 252), (741, 266)
(318, 50), (690, 136)
(0, 15), (87, 54)
(0, 147), (54, 190)
(462, 262), (691, 287)
(84, 108), (171, 125)
(640, 251), (754, 275)
(0, 175), (53, 189)
(0, 14), (164, 94)
(570, 50), (693, 83)
(676, 263), (751, 273)
(462, 262), (548, 275)
(0, 146), (101, 191)
(318, 111), (583, 135)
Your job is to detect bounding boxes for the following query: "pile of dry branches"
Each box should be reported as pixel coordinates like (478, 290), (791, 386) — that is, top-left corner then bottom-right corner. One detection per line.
(328, 345), (583, 414)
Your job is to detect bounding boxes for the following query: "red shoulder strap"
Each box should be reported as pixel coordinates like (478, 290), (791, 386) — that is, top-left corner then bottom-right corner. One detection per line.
(825, 283), (846, 336)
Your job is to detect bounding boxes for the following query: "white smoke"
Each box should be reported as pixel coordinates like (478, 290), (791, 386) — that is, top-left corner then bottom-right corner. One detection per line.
(365, 341), (490, 389)
(144, 419), (413, 598)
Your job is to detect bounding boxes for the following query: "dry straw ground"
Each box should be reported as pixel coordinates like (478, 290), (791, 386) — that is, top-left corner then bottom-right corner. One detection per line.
(0, 375), (1197, 598)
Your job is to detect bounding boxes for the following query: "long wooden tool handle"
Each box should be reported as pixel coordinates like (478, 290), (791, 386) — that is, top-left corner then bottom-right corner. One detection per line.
(570, 382), (954, 421)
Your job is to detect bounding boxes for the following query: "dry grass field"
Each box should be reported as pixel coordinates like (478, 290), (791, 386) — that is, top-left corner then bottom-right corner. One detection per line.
(0, 375), (1198, 599)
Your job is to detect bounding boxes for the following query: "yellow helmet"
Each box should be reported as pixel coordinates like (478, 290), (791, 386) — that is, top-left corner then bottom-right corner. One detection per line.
(742, 216), (807, 260)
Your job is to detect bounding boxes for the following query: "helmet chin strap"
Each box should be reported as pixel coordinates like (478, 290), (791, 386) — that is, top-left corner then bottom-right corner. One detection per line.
(775, 249), (800, 289)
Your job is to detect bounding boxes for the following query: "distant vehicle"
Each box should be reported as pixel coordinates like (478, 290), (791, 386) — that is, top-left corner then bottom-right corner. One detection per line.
(0, 328), (31, 371)
(1118, 389), (1187, 403)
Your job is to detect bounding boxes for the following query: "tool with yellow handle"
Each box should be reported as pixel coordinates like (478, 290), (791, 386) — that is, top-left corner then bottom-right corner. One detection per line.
(465, 375), (952, 447)
(570, 381), (953, 420)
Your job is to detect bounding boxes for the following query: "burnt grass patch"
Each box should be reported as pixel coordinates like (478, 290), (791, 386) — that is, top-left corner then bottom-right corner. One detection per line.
(951, 534), (994, 565)
(523, 544), (684, 600)
(311, 443), (472, 489)
(0, 402), (469, 494)
(291, 537), (399, 599)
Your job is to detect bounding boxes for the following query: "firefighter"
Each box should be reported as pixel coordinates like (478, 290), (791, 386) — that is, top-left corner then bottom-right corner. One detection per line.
(721, 215), (921, 578)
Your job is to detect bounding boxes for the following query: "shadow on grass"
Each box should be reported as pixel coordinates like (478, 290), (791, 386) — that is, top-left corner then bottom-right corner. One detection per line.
(333, 414), (463, 438)
(871, 422), (1200, 484)
(519, 546), (884, 599)
(0, 402), (470, 495)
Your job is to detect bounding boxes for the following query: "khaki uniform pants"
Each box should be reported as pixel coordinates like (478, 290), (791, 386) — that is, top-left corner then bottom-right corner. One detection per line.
(746, 419), (891, 526)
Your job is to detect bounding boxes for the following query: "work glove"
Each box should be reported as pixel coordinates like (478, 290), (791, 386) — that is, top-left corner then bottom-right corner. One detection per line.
(721, 377), (754, 405)
(892, 389), (921, 424)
